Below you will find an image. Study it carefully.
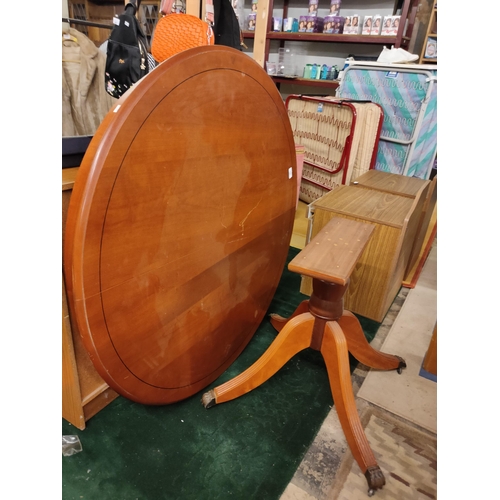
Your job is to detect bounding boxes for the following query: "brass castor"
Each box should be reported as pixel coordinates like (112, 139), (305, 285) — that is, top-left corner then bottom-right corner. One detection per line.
(201, 389), (216, 409)
(396, 356), (407, 374)
(365, 465), (385, 495)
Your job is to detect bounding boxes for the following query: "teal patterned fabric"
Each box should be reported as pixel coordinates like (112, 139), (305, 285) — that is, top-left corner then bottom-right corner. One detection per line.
(339, 66), (437, 179)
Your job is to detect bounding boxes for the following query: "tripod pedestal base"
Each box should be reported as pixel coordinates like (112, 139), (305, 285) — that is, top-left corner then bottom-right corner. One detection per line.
(202, 302), (405, 494)
(202, 217), (406, 495)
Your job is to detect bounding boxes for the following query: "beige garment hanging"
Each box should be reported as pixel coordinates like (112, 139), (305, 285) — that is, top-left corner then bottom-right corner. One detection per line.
(62, 27), (115, 137)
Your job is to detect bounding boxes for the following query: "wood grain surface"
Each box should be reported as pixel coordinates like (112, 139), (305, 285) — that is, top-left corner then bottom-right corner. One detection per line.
(64, 46), (298, 405)
(288, 217), (374, 285)
(300, 184), (424, 322)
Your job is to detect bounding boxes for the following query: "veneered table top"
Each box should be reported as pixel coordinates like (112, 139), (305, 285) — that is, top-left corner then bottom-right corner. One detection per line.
(64, 46), (298, 405)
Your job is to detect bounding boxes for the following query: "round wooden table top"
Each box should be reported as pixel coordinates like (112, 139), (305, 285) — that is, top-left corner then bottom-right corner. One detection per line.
(64, 46), (298, 405)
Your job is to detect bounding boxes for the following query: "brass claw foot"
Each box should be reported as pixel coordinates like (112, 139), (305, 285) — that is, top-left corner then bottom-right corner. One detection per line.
(365, 465), (385, 496)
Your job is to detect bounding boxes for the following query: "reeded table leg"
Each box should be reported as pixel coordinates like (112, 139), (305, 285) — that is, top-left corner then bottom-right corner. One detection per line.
(202, 313), (315, 408)
(338, 311), (406, 373)
(269, 300), (310, 332)
(321, 321), (386, 494)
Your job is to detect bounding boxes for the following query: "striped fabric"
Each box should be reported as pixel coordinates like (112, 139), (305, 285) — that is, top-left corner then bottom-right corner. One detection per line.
(339, 65), (437, 179)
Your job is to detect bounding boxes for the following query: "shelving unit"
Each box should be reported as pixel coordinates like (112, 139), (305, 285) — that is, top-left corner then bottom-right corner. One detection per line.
(243, 0), (419, 90)
(419, 0), (437, 64)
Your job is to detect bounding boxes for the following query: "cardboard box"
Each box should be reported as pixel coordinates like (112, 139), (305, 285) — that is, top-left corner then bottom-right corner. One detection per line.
(390, 15), (401, 35)
(329, 0), (341, 16)
(381, 15), (392, 35)
(247, 13), (256, 30)
(424, 37), (437, 58)
(323, 15), (336, 33)
(298, 15), (308, 32)
(305, 15), (323, 33)
(283, 17), (297, 32)
(350, 14), (361, 33)
(370, 15), (382, 35)
(332, 16), (344, 33)
(343, 15), (352, 33)
(308, 0), (318, 16)
(362, 16), (372, 34)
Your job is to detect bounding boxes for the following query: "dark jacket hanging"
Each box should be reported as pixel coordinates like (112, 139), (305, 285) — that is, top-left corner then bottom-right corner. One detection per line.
(213, 0), (243, 50)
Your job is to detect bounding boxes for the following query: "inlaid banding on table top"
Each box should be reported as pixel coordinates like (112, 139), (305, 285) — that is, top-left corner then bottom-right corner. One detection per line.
(288, 217), (375, 286)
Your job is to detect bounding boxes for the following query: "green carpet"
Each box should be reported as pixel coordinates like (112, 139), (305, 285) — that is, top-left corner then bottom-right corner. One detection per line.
(62, 247), (380, 500)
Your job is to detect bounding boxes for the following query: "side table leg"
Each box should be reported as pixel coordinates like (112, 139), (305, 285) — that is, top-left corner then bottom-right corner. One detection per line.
(321, 321), (386, 494)
(202, 313), (315, 408)
(338, 311), (406, 373)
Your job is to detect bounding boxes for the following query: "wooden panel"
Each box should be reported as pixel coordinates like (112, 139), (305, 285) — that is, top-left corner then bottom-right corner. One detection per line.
(352, 170), (429, 198)
(351, 170), (435, 283)
(187, 0), (201, 17)
(63, 167), (119, 430)
(422, 323), (437, 375)
(405, 176), (437, 278)
(253, 0), (270, 67)
(382, 182), (429, 314)
(62, 276), (85, 430)
(310, 185), (414, 229)
(289, 217), (375, 286)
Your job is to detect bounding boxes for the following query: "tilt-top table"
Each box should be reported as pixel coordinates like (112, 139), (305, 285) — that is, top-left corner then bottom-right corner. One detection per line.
(63, 46), (298, 405)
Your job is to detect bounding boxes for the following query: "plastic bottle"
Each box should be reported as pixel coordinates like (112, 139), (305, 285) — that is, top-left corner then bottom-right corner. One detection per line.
(62, 435), (83, 456)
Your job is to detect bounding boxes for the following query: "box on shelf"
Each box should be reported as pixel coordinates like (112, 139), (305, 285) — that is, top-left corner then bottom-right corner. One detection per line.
(344, 15), (360, 34)
(332, 16), (344, 33)
(343, 15), (351, 33)
(390, 15), (401, 35)
(350, 14), (361, 33)
(425, 37), (437, 58)
(299, 15), (308, 32)
(308, 0), (318, 16)
(247, 13), (256, 30)
(329, 0), (341, 15)
(325, 16), (345, 34)
(371, 15), (382, 35)
(381, 15), (392, 35)
(272, 17), (282, 31)
(251, 0), (258, 12)
(265, 61), (277, 75)
(362, 16), (372, 34)
(306, 16), (323, 32)
(283, 17), (297, 32)
(323, 15), (335, 33)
